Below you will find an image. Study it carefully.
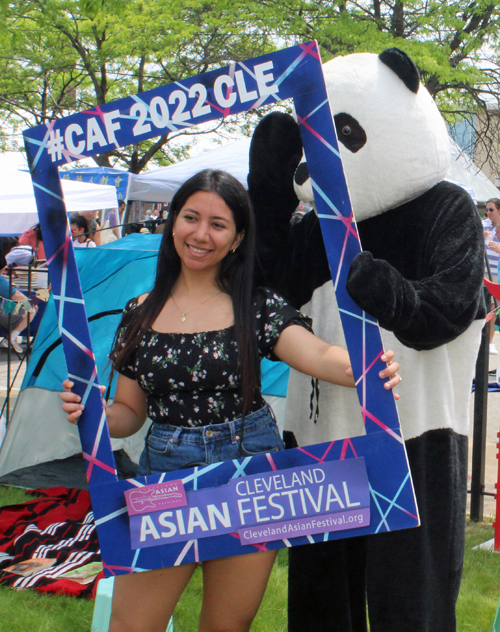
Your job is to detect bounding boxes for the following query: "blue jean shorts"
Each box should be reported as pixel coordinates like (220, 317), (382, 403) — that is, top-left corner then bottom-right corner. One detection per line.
(137, 404), (284, 476)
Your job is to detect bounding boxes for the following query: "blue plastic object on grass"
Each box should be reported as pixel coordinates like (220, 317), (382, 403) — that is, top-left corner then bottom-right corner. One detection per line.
(493, 594), (500, 632)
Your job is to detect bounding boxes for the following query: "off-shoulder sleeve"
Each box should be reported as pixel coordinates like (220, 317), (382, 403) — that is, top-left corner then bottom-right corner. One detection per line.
(115, 297), (139, 380)
(254, 287), (313, 360)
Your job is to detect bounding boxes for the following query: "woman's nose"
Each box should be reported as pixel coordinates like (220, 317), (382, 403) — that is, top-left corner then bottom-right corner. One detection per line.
(193, 221), (210, 241)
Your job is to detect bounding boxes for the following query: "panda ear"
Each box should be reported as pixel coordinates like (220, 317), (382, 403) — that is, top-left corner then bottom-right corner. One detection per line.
(378, 48), (420, 94)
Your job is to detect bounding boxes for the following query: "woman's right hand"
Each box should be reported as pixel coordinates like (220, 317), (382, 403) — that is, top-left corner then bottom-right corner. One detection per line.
(60, 379), (105, 425)
(60, 380), (84, 424)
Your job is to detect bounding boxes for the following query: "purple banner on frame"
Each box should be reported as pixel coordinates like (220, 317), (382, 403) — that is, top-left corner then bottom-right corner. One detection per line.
(238, 507), (371, 545)
(129, 458), (370, 550)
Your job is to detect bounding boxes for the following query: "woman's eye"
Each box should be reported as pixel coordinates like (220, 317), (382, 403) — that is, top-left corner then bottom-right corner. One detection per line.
(213, 222), (225, 229)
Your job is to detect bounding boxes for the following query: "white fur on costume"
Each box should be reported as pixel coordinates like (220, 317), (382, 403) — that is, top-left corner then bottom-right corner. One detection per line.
(284, 283), (482, 447)
(295, 52), (451, 221)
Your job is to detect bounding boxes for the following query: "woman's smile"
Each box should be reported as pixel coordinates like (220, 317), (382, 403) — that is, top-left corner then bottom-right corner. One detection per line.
(186, 244), (213, 255)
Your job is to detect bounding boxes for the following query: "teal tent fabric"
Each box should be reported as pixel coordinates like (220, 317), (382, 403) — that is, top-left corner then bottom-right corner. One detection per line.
(22, 234), (289, 397)
(23, 234), (161, 392)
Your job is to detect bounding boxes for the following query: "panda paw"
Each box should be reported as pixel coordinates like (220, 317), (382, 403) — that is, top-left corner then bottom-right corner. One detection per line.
(346, 252), (412, 329)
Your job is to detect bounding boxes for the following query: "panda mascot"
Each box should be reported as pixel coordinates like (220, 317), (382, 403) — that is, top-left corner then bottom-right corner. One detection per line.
(248, 48), (485, 632)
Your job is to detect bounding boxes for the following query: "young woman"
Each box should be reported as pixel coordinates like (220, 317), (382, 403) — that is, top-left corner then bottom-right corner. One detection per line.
(70, 215), (96, 248)
(61, 170), (400, 632)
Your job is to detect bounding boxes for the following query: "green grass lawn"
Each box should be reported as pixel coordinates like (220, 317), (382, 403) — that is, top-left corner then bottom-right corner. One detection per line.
(0, 486), (498, 632)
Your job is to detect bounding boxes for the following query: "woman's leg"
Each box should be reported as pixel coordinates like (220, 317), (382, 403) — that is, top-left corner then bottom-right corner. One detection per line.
(109, 563), (197, 632)
(199, 550), (277, 632)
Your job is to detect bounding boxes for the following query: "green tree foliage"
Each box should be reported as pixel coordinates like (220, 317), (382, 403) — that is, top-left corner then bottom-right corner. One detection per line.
(253, 0), (500, 168)
(2, 0), (500, 170)
(0, 0), (276, 172)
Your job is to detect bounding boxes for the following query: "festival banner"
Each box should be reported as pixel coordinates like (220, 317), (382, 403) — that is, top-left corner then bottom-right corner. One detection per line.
(60, 167), (132, 203)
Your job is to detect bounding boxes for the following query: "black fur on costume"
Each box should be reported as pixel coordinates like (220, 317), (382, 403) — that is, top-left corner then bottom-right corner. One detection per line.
(249, 49), (485, 632)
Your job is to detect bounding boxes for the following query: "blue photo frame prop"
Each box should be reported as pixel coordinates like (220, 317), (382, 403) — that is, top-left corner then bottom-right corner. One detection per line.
(23, 41), (419, 575)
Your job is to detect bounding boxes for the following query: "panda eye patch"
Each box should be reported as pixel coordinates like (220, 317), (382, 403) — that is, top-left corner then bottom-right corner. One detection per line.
(334, 113), (367, 153)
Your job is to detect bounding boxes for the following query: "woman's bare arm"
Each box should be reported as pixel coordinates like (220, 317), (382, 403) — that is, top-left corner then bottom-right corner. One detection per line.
(273, 324), (400, 394)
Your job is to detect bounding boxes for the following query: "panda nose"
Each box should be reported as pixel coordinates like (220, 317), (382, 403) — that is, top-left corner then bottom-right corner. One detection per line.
(295, 162), (310, 186)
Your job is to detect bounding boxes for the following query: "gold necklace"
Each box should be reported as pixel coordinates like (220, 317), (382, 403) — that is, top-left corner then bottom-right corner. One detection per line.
(170, 291), (222, 322)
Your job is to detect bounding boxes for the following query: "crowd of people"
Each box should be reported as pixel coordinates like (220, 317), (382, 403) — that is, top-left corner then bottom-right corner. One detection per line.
(0, 199), (168, 355)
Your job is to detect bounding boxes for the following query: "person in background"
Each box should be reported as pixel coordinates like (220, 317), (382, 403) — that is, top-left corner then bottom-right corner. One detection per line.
(154, 208), (169, 234)
(78, 210), (100, 246)
(70, 215), (97, 249)
(483, 198), (500, 353)
(101, 207), (121, 243)
(0, 254), (36, 353)
(119, 200), (127, 219)
(148, 208), (160, 221)
(18, 223), (45, 260)
(5, 243), (34, 267)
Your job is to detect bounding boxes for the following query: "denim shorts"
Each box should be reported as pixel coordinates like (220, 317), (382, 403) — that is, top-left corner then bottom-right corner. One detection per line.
(137, 404), (284, 476)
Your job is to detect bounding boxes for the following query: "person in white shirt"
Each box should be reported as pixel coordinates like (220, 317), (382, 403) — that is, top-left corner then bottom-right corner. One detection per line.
(71, 215), (97, 249)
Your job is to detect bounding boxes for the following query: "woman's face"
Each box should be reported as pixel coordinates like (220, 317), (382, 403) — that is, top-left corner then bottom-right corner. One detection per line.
(172, 191), (244, 274)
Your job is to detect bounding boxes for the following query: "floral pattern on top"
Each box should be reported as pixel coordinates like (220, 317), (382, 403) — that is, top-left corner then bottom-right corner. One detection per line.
(116, 287), (312, 427)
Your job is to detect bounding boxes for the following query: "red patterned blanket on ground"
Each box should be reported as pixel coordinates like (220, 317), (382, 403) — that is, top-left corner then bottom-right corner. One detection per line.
(0, 487), (103, 598)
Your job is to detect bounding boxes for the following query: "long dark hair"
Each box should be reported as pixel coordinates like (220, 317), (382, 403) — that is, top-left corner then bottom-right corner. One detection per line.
(111, 169), (260, 411)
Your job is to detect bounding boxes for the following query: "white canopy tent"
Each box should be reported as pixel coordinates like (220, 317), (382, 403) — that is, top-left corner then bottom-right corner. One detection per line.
(0, 170), (119, 235)
(447, 139), (500, 205)
(129, 139), (250, 202)
(129, 136), (498, 207)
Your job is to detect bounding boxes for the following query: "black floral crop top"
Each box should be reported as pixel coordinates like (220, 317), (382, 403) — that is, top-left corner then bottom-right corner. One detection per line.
(116, 287), (312, 427)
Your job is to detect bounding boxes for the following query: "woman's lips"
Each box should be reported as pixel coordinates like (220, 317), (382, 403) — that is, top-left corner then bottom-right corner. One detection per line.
(187, 244), (212, 255)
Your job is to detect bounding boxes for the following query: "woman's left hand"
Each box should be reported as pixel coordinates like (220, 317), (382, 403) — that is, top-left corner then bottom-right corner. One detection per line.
(345, 349), (401, 400)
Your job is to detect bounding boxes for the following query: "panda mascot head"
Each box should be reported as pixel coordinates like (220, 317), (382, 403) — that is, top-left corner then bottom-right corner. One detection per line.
(294, 48), (451, 221)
